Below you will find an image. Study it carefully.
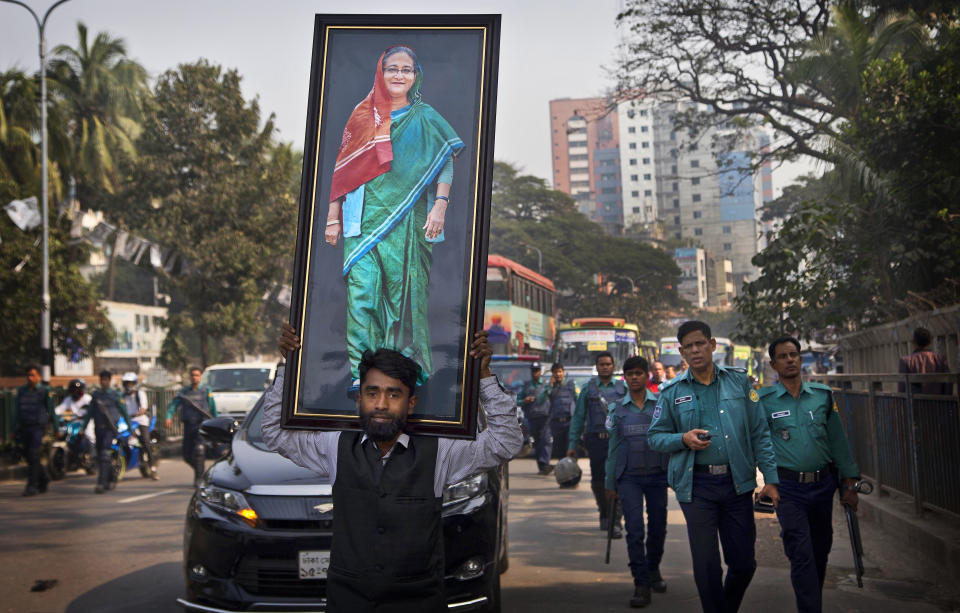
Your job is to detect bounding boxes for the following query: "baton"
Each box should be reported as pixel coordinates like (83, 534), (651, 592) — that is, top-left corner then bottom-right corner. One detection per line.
(605, 497), (616, 564)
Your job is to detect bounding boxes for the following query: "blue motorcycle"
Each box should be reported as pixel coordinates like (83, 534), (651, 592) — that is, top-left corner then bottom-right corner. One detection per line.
(49, 418), (96, 480)
(111, 416), (159, 480)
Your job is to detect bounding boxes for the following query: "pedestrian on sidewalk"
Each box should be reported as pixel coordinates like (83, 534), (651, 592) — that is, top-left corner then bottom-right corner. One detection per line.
(264, 324), (521, 612)
(546, 363), (577, 459)
(165, 366), (217, 487)
(84, 370), (131, 494)
(567, 352), (627, 536)
(649, 320), (779, 613)
(605, 356), (669, 608)
(898, 327), (951, 395)
(759, 336), (860, 613)
(520, 361), (552, 474)
(14, 364), (58, 497)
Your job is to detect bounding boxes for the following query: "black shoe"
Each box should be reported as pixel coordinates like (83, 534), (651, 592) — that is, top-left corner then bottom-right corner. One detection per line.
(630, 585), (651, 608)
(22, 486), (38, 497)
(538, 465), (555, 475)
(94, 485), (105, 494)
(37, 480), (48, 494)
(611, 522), (622, 539)
(649, 569), (667, 593)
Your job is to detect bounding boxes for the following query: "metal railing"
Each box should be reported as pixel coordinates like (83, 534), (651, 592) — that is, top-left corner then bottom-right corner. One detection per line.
(1, 387), (186, 458)
(808, 373), (960, 519)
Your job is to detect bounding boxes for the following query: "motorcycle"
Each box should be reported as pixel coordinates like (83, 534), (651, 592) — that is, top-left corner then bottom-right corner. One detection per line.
(48, 418), (96, 480)
(111, 416), (159, 481)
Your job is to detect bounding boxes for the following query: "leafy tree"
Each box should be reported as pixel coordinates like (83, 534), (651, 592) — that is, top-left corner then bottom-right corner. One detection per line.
(128, 60), (299, 367)
(47, 22), (149, 203)
(0, 215), (113, 375)
(489, 162), (681, 336)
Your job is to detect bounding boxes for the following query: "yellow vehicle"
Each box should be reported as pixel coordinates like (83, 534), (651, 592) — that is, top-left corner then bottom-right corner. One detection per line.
(552, 317), (640, 375)
(639, 340), (659, 364)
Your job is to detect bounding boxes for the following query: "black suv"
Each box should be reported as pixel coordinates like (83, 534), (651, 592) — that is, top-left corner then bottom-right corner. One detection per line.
(176, 396), (508, 613)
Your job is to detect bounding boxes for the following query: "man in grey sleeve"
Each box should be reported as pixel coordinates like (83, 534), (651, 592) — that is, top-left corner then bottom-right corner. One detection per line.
(262, 324), (522, 613)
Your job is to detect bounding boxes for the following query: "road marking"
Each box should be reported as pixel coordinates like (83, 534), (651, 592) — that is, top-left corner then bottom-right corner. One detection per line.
(117, 489), (178, 504)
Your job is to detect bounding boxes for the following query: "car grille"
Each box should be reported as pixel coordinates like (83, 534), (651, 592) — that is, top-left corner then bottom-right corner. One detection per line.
(245, 494), (333, 532)
(235, 553), (326, 597)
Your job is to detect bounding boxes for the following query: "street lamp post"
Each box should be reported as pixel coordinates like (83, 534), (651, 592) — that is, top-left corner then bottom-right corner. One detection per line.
(2, 0), (72, 382)
(519, 243), (543, 274)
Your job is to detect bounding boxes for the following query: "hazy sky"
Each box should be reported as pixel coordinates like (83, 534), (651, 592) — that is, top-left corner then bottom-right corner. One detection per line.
(1, 0), (815, 195)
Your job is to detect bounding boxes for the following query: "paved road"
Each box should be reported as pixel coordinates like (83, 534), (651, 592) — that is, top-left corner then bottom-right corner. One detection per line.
(0, 456), (952, 612)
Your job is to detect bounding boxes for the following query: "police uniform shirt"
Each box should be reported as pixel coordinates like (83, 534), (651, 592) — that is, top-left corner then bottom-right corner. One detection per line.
(758, 381), (859, 478)
(690, 374), (732, 466)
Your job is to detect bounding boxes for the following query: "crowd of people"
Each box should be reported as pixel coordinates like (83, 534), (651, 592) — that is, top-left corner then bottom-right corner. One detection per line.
(11, 365), (218, 495)
(518, 320), (866, 612)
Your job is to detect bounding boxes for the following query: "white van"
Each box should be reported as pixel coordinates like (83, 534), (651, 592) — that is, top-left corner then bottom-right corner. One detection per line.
(200, 362), (278, 419)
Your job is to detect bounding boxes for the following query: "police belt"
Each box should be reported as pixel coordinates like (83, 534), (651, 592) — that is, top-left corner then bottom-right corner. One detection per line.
(778, 466), (830, 484)
(585, 431), (609, 440)
(625, 466), (667, 476)
(693, 463), (730, 475)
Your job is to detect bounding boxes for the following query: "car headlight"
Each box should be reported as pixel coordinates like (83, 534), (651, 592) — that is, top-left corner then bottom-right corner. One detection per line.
(443, 473), (488, 508)
(197, 484), (258, 526)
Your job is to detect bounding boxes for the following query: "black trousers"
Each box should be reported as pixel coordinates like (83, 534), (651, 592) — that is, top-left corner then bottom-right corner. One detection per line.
(21, 426), (49, 491)
(94, 427), (117, 489)
(776, 472), (836, 613)
(181, 423), (205, 481)
(679, 472), (756, 613)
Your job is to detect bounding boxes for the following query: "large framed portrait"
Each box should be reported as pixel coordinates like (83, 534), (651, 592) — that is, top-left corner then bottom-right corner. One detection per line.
(281, 14), (501, 438)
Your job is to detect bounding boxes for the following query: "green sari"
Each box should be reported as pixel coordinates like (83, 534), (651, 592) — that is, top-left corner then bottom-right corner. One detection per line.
(341, 102), (463, 382)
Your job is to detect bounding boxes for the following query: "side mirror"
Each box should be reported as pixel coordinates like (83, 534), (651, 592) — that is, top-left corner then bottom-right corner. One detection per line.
(199, 416), (238, 444)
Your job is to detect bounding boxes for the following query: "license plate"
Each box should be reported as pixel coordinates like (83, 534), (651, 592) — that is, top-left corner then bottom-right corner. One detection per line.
(298, 550), (330, 580)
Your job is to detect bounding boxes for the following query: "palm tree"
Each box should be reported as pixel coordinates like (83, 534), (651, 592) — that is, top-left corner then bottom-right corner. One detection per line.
(0, 69), (63, 203)
(47, 21), (149, 203)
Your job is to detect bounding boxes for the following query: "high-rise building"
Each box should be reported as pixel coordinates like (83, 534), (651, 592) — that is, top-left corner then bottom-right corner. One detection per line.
(549, 97), (623, 234)
(549, 95), (773, 295)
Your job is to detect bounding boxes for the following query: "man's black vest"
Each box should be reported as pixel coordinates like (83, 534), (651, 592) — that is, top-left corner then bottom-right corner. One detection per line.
(614, 402), (668, 480)
(90, 390), (123, 431)
(179, 387), (211, 424)
(17, 385), (49, 428)
(328, 431), (444, 613)
(585, 379), (627, 433)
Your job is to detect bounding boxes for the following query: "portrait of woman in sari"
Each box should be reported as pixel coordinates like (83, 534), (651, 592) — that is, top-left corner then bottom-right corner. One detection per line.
(324, 45), (464, 387)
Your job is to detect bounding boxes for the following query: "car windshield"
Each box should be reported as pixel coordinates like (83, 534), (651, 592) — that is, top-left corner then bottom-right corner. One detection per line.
(242, 396), (271, 451)
(202, 368), (271, 392)
(489, 363), (534, 396)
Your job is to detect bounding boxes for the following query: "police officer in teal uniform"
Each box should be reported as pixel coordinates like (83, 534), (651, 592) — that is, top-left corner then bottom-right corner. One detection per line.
(605, 356), (669, 608)
(84, 370), (132, 493)
(759, 336), (860, 613)
(14, 364), (58, 496)
(166, 366), (218, 486)
(519, 361), (553, 474)
(546, 363), (577, 459)
(567, 351), (627, 534)
(649, 321), (779, 613)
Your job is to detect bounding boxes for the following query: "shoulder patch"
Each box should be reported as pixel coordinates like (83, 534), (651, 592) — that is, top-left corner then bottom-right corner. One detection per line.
(653, 404), (662, 419)
(749, 389), (759, 403)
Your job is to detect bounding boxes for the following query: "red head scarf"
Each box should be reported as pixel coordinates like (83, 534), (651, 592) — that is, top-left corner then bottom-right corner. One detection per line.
(329, 50), (397, 203)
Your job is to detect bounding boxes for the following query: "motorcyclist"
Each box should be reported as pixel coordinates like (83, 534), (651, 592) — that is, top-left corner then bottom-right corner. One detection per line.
(55, 379), (94, 460)
(122, 372), (157, 480)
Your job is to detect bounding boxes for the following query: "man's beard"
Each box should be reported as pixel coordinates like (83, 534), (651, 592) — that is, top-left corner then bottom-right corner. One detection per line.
(359, 411), (406, 442)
